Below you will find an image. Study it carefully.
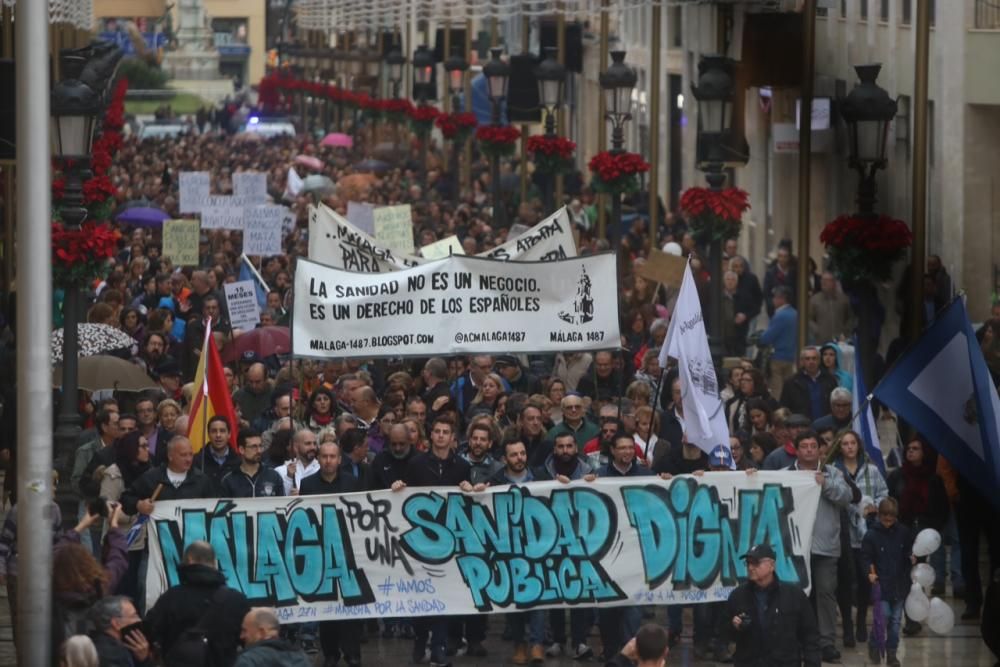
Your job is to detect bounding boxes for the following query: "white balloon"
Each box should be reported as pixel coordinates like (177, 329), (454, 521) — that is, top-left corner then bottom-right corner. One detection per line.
(911, 562), (936, 588)
(927, 597), (955, 634)
(913, 528), (942, 557)
(662, 242), (682, 256)
(905, 583), (930, 622)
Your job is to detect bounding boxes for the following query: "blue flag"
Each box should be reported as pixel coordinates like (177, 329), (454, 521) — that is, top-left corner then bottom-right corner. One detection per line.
(239, 254), (269, 312)
(872, 298), (1000, 509)
(852, 339), (885, 475)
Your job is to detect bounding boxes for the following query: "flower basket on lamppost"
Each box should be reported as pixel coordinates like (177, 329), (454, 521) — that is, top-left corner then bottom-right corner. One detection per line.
(587, 150), (649, 196)
(476, 124), (521, 160)
(535, 46), (567, 212)
(679, 186), (750, 244)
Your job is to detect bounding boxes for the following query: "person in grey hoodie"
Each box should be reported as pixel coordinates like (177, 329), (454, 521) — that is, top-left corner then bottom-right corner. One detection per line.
(235, 608), (312, 667)
(785, 429), (853, 663)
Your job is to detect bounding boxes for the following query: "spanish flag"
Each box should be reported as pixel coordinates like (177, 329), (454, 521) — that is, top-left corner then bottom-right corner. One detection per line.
(187, 319), (238, 453)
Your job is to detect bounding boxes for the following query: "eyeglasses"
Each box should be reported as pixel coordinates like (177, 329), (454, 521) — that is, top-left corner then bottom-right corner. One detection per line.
(564, 404), (583, 410)
(242, 444), (263, 451)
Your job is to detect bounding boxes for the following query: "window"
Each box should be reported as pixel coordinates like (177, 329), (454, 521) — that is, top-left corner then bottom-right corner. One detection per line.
(841, 0), (848, 17)
(818, 6), (829, 17)
(880, 0), (890, 21)
(930, 0), (936, 26)
(896, 94), (910, 152)
(860, 0), (869, 21)
(901, 0), (912, 25)
(671, 6), (683, 48)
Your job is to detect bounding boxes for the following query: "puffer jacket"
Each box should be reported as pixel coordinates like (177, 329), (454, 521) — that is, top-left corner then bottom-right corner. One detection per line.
(833, 453), (889, 548)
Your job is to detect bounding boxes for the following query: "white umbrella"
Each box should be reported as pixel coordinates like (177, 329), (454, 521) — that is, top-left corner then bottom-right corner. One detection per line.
(51, 323), (136, 364)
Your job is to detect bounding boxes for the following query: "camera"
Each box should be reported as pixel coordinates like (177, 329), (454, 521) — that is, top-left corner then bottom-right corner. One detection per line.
(738, 612), (752, 629)
(87, 496), (109, 518)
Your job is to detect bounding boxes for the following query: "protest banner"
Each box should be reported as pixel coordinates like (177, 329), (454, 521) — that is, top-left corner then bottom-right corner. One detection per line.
(373, 204), (414, 255)
(233, 171), (269, 204)
(201, 199), (245, 231)
(179, 171), (211, 214)
(161, 219), (201, 266)
(244, 205), (285, 256)
(308, 204), (576, 272)
(292, 253), (619, 358)
(346, 201), (376, 236)
(224, 280), (261, 330)
(419, 235), (463, 259)
(145, 472), (822, 623)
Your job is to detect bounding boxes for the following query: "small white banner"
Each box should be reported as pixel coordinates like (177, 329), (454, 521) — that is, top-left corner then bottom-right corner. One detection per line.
(292, 253), (619, 358)
(233, 171), (269, 204)
(244, 206), (286, 256)
(179, 171), (211, 214)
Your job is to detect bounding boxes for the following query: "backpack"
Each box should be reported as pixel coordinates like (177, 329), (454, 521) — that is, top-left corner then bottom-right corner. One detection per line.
(162, 587), (228, 667)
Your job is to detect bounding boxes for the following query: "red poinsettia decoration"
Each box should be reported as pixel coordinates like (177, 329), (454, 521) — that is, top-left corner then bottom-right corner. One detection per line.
(51, 221), (121, 287)
(527, 135), (576, 175)
(587, 151), (650, 195)
(679, 186), (750, 243)
(476, 125), (521, 159)
(409, 104), (441, 135)
(435, 112), (478, 143)
(820, 214), (913, 285)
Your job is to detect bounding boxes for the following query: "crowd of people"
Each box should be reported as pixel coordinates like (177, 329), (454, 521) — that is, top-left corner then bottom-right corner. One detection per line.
(2, 95), (999, 667)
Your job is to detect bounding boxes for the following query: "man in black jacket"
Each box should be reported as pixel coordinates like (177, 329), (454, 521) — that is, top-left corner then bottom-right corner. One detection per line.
(122, 435), (217, 517)
(299, 441), (361, 667)
(220, 428), (284, 498)
(779, 347), (839, 421)
(725, 543), (821, 667)
(370, 423), (414, 489)
(392, 416), (475, 667)
(145, 541), (250, 667)
(192, 415), (242, 488)
(236, 607), (313, 667)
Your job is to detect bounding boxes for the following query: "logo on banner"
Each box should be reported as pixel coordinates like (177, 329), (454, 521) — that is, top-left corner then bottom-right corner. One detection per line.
(558, 267), (595, 325)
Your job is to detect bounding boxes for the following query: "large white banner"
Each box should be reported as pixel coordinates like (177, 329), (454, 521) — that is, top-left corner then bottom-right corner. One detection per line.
(292, 253), (619, 358)
(145, 473), (821, 623)
(308, 203), (577, 273)
(660, 262), (731, 457)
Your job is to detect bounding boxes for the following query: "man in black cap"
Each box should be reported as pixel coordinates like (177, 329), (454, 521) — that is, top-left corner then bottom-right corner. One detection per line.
(495, 355), (542, 396)
(156, 361), (184, 402)
(725, 543), (820, 667)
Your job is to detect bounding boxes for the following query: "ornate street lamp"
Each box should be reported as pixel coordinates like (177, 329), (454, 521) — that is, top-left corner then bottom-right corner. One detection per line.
(692, 54), (741, 365)
(536, 46), (566, 212)
(51, 50), (106, 520)
(483, 47), (510, 227)
(444, 47), (468, 203)
(385, 45), (406, 99)
(840, 63), (898, 215)
(599, 50), (636, 242)
(412, 45), (435, 186)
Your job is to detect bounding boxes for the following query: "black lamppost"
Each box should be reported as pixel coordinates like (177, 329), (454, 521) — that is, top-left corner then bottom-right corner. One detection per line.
(536, 46), (565, 213)
(412, 45), (434, 187)
(692, 55), (737, 363)
(840, 64), (897, 216)
(51, 49), (108, 513)
(386, 45), (406, 99)
(839, 63), (897, 389)
(444, 47), (468, 203)
(599, 50), (636, 245)
(483, 47), (510, 227)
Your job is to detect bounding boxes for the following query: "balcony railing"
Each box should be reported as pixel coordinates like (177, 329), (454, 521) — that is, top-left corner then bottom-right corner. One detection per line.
(975, 0), (1000, 29)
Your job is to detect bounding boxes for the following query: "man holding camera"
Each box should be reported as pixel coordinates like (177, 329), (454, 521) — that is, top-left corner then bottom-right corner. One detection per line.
(725, 543), (820, 667)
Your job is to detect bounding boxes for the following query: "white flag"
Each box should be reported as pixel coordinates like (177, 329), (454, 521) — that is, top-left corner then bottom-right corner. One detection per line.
(283, 167), (303, 200)
(659, 262), (732, 458)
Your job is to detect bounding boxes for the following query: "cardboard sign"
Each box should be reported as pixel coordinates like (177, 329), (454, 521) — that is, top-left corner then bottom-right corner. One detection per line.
(373, 205), (414, 255)
(224, 280), (262, 330)
(179, 171), (211, 214)
(346, 201), (376, 236)
(146, 473), (822, 622)
(244, 206), (285, 257)
(201, 199), (244, 230)
(233, 171), (269, 204)
(636, 249), (688, 289)
(162, 219), (201, 267)
(419, 235), (463, 259)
